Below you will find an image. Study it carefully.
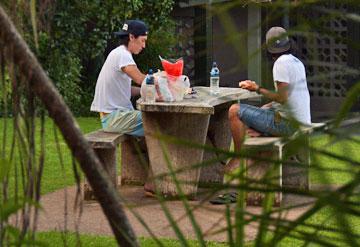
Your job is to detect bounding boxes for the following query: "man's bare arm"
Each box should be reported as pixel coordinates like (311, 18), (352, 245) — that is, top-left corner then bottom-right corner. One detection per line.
(239, 80), (288, 104)
(122, 65), (146, 85)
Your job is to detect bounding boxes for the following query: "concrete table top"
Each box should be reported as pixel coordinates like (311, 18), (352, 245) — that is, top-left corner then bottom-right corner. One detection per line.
(137, 86), (259, 114)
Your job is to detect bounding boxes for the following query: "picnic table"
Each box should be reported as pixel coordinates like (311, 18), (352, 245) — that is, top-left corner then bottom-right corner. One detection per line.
(137, 86), (259, 198)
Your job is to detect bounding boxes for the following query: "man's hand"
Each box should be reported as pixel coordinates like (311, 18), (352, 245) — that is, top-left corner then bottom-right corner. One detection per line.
(239, 80), (259, 92)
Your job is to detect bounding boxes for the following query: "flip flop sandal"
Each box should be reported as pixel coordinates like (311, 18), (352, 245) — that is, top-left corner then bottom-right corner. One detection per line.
(209, 192), (238, 205)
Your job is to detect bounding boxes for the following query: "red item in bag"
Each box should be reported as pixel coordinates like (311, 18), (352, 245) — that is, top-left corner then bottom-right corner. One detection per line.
(159, 56), (183, 78)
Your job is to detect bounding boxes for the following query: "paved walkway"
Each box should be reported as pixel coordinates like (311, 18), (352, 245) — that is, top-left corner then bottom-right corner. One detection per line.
(36, 185), (313, 242)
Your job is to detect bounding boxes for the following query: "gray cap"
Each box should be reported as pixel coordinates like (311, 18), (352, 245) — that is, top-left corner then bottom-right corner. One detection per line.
(265, 27), (291, 54)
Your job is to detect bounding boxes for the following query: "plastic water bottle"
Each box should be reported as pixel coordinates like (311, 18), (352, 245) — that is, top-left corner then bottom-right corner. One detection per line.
(210, 62), (220, 95)
(145, 69), (155, 103)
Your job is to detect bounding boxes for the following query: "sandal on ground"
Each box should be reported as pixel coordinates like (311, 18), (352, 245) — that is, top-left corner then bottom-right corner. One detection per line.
(209, 192), (238, 205)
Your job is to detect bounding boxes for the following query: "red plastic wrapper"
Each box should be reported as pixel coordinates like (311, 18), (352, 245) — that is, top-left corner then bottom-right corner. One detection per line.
(159, 56), (183, 79)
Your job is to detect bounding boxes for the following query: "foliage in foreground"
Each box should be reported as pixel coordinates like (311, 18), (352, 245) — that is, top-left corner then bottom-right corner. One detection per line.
(1, 0), (360, 246)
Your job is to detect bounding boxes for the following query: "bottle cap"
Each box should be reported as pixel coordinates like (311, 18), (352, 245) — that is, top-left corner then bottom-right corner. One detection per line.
(210, 62), (219, 76)
(146, 69), (154, 85)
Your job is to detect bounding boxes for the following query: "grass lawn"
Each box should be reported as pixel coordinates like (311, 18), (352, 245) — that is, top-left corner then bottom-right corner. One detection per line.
(0, 117), (100, 195)
(310, 134), (360, 184)
(35, 231), (228, 247)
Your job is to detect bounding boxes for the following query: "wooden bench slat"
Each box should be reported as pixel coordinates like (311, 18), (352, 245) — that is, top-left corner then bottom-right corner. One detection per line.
(85, 130), (127, 149)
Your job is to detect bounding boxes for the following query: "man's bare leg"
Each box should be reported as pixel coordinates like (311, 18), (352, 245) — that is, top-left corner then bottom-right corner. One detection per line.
(224, 103), (247, 173)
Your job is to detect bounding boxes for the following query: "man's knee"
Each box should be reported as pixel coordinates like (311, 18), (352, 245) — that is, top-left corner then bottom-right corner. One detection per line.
(228, 104), (240, 120)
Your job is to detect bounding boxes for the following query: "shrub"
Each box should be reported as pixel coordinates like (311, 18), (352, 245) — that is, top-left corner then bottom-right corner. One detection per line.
(2, 0), (177, 116)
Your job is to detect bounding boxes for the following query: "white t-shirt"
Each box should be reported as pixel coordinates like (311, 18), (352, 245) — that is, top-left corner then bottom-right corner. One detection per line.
(91, 45), (136, 113)
(272, 54), (311, 125)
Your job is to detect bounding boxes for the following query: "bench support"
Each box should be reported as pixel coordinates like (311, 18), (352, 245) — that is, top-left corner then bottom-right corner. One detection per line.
(244, 136), (310, 206)
(84, 147), (117, 200)
(84, 131), (149, 200)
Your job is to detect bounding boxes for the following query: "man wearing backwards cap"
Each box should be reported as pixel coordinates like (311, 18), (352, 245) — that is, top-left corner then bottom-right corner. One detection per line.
(91, 20), (150, 136)
(225, 26), (311, 173)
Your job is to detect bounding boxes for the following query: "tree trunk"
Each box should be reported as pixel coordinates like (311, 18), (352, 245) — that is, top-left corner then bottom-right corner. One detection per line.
(0, 5), (138, 247)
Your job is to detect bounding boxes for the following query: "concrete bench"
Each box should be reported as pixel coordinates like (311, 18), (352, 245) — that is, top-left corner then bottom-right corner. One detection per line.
(243, 123), (325, 206)
(83, 130), (149, 200)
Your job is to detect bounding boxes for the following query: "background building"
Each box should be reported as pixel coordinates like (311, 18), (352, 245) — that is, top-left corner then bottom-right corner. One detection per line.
(172, 0), (360, 121)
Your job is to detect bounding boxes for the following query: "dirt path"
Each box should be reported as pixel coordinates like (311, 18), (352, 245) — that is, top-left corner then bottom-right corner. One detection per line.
(35, 185), (313, 242)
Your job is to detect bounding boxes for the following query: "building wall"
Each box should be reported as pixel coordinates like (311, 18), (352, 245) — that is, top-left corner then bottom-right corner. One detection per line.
(291, 2), (360, 120)
(172, 1), (359, 121)
(172, 3), (249, 88)
(212, 5), (249, 88)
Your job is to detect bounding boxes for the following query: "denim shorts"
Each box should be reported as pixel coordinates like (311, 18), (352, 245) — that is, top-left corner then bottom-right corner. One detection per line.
(101, 108), (144, 137)
(238, 104), (296, 137)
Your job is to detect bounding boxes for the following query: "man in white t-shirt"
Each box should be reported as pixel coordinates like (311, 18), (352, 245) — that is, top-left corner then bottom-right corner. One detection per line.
(225, 26), (311, 173)
(91, 20), (149, 136)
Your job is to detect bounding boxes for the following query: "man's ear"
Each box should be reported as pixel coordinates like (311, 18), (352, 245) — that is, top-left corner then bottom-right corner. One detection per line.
(129, 34), (135, 40)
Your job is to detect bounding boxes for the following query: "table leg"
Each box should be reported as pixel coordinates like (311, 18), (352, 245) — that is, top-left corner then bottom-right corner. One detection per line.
(200, 104), (232, 185)
(142, 112), (210, 198)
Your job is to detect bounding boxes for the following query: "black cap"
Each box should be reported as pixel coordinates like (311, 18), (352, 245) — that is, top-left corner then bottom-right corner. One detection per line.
(114, 20), (148, 37)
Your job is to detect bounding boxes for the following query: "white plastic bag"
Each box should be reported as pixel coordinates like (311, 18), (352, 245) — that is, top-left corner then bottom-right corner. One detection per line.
(168, 75), (190, 101)
(158, 74), (174, 102)
(141, 71), (190, 102)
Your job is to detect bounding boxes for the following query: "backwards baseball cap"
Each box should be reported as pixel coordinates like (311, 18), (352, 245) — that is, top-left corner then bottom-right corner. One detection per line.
(265, 26), (291, 54)
(114, 20), (148, 37)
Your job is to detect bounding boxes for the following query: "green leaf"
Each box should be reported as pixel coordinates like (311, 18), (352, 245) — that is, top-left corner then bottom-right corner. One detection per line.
(0, 199), (25, 221)
(0, 198), (42, 221)
(0, 157), (11, 182)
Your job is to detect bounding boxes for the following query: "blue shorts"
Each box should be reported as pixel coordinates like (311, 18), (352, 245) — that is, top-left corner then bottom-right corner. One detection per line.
(101, 108), (144, 137)
(238, 104), (295, 137)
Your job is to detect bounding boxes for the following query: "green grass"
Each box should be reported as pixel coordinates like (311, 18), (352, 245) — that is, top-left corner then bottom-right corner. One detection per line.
(310, 135), (360, 185)
(34, 231), (228, 247)
(0, 117), (100, 195)
(275, 204), (360, 247)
